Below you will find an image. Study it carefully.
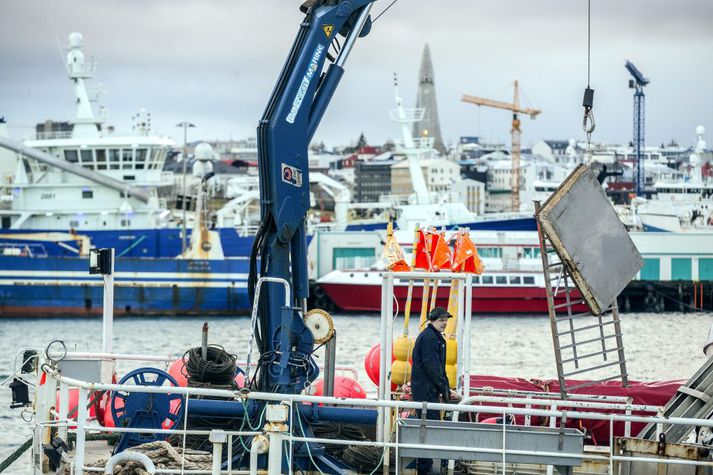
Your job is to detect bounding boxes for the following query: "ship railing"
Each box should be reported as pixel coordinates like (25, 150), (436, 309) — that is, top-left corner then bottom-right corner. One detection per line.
(234, 223), (260, 237)
(39, 366), (713, 475)
(33, 130), (74, 140)
(0, 242), (48, 258)
(57, 350), (360, 382)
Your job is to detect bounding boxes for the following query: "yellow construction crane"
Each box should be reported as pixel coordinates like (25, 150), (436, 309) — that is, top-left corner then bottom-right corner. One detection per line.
(462, 80), (541, 212)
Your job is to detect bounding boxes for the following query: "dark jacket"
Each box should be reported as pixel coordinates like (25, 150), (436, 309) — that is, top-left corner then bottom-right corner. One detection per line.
(411, 323), (450, 403)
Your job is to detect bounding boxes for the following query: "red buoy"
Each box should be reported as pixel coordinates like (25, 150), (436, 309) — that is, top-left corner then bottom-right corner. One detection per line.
(312, 376), (367, 399)
(55, 388), (99, 422)
(364, 344), (397, 390)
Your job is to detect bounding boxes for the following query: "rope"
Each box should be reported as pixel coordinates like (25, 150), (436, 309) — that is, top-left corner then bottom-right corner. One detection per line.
(372, 0), (399, 24)
(184, 345), (236, 386)
(0, 437), (32, 473)
(89, 441), (212, 475)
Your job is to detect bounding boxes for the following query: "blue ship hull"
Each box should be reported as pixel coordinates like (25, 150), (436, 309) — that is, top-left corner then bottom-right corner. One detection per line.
(0, 255), (251, 317)
(0, 228), (255, 258)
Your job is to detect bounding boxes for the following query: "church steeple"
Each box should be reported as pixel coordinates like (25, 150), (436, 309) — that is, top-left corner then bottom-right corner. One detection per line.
(412, 43), (446, 154)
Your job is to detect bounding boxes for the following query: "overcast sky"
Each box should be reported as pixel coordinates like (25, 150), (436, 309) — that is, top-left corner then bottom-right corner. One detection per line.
(1, 0), (711, 149)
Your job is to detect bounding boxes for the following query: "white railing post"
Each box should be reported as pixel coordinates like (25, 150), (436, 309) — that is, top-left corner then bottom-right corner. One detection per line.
(209, 430), (227, 475)
(102, 248), (115, 354)
(383, 272), (394, 469)
(58, 382), (69, 442)
(73, 387), (89, 475)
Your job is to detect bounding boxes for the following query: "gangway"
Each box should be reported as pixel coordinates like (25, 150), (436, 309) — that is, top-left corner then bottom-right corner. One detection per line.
(535, 164), (643, 397)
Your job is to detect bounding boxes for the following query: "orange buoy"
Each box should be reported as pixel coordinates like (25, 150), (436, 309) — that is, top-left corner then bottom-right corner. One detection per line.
(167, 357), (189, 387)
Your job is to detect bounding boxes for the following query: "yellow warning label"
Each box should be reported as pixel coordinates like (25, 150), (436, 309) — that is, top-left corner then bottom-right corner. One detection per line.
(323, 25), (334, 38)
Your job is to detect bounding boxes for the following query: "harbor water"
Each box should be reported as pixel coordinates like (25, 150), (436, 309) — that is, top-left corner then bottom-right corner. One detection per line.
(1, 312), (712, 474)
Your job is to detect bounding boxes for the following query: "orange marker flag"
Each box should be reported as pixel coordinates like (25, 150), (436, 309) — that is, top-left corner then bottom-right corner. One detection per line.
(413, 228), (433, 271)
(382, 222), (410, 272)
(429, 231), (452, 271)
(452, 231), (484, 275)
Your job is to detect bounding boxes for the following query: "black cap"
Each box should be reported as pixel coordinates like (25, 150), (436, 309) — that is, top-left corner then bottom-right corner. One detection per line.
(427, 306), (452, 321)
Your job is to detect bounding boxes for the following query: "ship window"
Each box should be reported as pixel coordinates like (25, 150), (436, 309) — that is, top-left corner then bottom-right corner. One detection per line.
(80, 149), (93, 163)
(69, 220), (79, 228)
(82, 190), (93, 199)
(121, 219), (130, 227)
(123, 175), (135, 181)
(64, 150), (79, 163)
(482, 276), (493, 284)
(122, 149), (133, 169)
(109, 149), (120, 169)
(96, 149), (106, 162)
(136, 164), (145, 170)
(496, 276), (507, 285)
(509, 276), (521, 284)
(523, 276), (535, 285)
(135, 149), (147, 162)
(97, 164), (107, 170)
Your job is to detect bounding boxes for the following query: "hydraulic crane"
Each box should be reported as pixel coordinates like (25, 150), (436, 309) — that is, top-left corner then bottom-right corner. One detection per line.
(462, 80), (541, 212)
(625, 60), (650, 197)
(250, 0), (375, 393)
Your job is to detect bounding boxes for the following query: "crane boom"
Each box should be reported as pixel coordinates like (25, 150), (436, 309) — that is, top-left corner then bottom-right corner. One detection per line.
(461, 94), (541, 118)
(462, 80), (540, 212)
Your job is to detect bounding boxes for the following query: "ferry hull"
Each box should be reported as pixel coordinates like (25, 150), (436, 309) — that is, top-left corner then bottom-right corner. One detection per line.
(0, 255), (251, 317)
(319, 280), (587, 314)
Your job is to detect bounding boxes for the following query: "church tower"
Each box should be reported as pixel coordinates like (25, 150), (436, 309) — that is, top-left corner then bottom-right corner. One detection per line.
(412, 43), (446, 154)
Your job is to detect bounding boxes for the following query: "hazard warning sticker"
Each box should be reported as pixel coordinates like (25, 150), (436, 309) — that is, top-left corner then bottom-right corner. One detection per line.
(322, 24), (334, 38)
(281, 163), (303, 187)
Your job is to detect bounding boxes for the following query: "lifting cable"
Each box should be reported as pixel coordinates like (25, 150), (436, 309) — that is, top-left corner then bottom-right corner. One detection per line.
(371, 0), (399, 24)
(582, 0), (595, 163)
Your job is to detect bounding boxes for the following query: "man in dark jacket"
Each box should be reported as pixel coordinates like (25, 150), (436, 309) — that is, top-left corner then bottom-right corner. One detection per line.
(411, 306), (461, 474)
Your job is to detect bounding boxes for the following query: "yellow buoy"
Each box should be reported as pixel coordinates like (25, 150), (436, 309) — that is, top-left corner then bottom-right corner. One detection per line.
(391, 335), (414, 385)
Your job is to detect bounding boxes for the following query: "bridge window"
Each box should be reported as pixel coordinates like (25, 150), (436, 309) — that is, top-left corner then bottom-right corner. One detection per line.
(109, 149), (120, 169)
(482, 276), (493, 284)
(121, 149), (133, 169)
(64, 150), (78, 163)
(523, 276), (535, 285)
(496, 276), (507, 285)
(82, 190), (93, 199)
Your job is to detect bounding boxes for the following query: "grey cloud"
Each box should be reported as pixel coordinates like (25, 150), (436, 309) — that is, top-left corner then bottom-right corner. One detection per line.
(0, 0), (711, 147)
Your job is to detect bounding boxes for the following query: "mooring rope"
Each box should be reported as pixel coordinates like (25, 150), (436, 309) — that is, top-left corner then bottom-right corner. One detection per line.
(88, 441), (212, 475)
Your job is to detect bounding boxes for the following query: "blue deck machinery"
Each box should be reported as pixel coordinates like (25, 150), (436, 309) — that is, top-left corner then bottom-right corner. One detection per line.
(625, 60), (650, 197)
(191, 1), (379, 473)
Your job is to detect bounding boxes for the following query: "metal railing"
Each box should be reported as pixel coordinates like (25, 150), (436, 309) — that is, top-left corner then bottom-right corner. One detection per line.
(34, 360), (713, 475)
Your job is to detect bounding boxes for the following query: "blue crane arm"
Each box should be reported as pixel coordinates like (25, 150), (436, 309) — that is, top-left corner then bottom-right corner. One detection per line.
(249, 0), (375, 394)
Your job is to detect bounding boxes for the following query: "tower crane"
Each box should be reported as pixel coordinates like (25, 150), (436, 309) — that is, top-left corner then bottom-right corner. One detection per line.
(462, 80), (540, 212)
(624, 60), (650, 197)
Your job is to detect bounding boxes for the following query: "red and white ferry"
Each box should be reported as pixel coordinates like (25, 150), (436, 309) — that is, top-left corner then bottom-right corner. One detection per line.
(313, 230), (586, 314)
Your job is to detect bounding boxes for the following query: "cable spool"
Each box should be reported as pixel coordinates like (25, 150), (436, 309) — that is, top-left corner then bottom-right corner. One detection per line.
(304, 308), (335, 344)
(184, 345), (237, 388)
